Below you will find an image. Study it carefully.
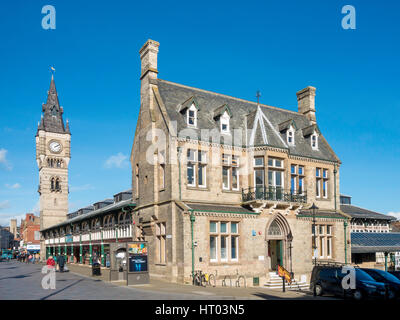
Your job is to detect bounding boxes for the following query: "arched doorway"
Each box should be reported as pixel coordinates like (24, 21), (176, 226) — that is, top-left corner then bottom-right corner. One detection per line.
(265, 213), (293, 272)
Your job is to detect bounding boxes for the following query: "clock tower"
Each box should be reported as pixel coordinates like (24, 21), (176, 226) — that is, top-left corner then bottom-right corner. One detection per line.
(36, 74), (71, 238)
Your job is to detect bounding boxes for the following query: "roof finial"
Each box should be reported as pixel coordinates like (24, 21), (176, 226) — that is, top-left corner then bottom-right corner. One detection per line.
(50, 66), (56, 79)
(256, 90), (261, 105)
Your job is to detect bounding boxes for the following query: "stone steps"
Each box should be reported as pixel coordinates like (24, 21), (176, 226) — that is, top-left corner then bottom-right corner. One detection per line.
(264, 272), (309, 290)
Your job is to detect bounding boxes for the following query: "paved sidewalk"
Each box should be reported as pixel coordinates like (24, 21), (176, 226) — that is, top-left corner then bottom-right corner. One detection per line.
(0, 261), (332, 300)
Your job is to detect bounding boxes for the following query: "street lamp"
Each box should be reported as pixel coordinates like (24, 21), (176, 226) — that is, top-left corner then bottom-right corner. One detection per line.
(287, 232), (293, 279)
(310, 203), (319, 266)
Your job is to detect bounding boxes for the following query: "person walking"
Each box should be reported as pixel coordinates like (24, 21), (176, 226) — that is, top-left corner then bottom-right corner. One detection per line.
(46, 255), (55, 269)
(58, 254), (65, 273)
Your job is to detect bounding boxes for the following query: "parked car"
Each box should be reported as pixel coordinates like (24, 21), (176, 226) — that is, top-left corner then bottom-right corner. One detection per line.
(389, 271), (400, 280)
(362, 268), (400, 299)
(310, 265), (387, 300)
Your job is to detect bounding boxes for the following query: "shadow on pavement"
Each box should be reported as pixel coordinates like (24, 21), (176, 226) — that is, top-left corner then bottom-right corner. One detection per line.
(40, 278), (84, 300)
(0, 271), (37, 281)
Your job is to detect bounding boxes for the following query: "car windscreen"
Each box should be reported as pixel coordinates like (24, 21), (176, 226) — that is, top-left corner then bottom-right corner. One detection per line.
(376, 270), (400, 284)
(355, 269), (377, 282)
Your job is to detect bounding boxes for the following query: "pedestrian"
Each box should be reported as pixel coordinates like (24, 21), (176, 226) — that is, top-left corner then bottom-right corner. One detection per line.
(46, 255), (55, 269)
(58, 254), (65, 273)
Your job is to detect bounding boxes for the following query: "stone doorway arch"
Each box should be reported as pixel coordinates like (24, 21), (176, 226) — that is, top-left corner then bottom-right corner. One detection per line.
(265, 213), (293, 272)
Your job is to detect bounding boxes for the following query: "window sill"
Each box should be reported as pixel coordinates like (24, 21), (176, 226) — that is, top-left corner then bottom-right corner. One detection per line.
(187, 186), (210, 191)
(221, 189), (241, 194)
(155, 263), (167, 266)
(316, 198), (331, 202)
(209, 261), (240, 266)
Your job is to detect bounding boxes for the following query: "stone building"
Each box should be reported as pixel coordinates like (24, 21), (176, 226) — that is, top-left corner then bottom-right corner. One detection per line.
(130, 39), (351, 285)
(0, 226), (14, 250)
(36, 75), (71, 255)
(41, 39), (352, 286)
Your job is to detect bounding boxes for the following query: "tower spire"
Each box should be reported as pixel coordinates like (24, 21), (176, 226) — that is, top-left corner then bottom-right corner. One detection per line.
(38, 73), (68, 134)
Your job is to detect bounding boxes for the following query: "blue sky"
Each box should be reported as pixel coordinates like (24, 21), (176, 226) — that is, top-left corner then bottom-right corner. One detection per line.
(0, 0), (399, 225)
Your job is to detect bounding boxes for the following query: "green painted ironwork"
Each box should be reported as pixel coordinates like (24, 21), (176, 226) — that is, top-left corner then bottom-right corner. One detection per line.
(79, 233), (82, 264)
(242, 186), (307, 203)
(190, 210), (195, 280)
(101, 227), (104, 266)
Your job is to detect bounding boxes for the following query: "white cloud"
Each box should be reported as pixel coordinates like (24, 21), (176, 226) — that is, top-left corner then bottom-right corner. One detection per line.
(70, 184), (94, 192)
(5, 183), (21, 189)
(0, 148), (12, 170)
(31, 201), (40, 215)
(0, 212), (26, 227)
(104, 152), (129, 169)
(0, 200), (10, 210)
(388, 212), (400, 221)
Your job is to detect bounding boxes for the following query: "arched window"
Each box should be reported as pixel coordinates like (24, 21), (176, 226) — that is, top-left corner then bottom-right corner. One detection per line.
(124, 213), (131, 225)
(268, 220), (282, 236)
(51, 178), (55, 191)
(55, 178), (61, 191)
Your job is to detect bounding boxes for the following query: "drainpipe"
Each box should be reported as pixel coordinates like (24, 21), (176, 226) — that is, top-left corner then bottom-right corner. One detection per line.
(178, 147), (182, 201)
(333, 163), (337, 212)
(344, 221), (348, 264)
(190, 209), (195, 279)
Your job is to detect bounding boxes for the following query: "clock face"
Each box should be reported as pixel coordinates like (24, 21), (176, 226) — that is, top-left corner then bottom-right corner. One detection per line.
(49, 141), (62, 153)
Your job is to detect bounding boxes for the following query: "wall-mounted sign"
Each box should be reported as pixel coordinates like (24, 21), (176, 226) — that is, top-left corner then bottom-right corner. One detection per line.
(27, 244), (40, 250)
(65, 235), (73, 243)
(128, 243), (147, 255)
(129, 254), (148, 272)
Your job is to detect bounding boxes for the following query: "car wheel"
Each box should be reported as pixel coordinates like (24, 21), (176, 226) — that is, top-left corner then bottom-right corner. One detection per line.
(353, 290), (363, 301)
(315, 284), (323, 296)
(387, 290), (395, 300)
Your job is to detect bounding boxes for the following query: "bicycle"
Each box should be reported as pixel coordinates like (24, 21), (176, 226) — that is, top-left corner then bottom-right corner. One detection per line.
(222, 275), (232, 287)
(207, 270), (217, 287)
(235, 270), (246, 288)
(192, 270), (206, 287)
(192, 270), (217, 287)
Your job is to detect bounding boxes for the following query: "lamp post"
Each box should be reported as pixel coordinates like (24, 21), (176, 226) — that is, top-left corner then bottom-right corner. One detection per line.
(287, 232), (293, 280)
(310, 203), (319, 266)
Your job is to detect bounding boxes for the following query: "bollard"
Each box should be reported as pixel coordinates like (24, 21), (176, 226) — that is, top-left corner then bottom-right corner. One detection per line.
(282, 277), (285, 292)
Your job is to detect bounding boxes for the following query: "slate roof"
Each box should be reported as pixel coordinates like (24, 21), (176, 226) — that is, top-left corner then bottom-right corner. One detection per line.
(38, 75), (69, 135)
(351, 232), (400, 253)
(340, 204), (396, 221)
(297, 209), (348, 219)
(156, 79), (338, 163)
(41, 199), (136, 232)
(185, 203), (256, 214)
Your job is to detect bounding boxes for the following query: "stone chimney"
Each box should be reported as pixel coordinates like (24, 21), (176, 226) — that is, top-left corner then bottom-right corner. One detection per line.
(139, 39), (160, 80)
(296, 86), (316, 124)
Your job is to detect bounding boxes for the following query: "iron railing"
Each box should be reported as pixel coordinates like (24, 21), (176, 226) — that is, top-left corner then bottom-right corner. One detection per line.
(242, 186), (307, 203)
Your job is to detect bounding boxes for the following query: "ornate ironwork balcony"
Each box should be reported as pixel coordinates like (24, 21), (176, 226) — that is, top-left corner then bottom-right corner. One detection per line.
(242, 186), (307, 203)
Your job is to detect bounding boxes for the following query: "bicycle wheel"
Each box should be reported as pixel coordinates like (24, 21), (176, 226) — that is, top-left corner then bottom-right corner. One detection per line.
(200, 275), (207, 287)
(237, 276), (246, 288)
(193, 274), (201, 286)
(208, 274), (216, 287)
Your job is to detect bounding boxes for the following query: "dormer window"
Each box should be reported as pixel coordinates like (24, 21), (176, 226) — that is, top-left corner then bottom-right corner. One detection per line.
(220, 111), (230, 134)
(311, 133), (318, 150)
(187, 104), (197, 127)
(287, 127), (295, 146)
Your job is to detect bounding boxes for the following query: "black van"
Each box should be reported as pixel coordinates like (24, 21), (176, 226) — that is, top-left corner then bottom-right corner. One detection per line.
(310, 266), (387, 300)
